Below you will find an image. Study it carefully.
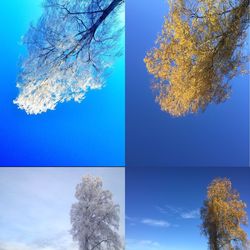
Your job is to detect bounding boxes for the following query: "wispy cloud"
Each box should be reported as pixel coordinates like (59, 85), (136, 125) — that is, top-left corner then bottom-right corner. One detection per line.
(126, 216), (137, 222)
(126, 239), (194, 250)
(157, 205), (183, 214)
(141, 219), (170, 227)
(126, 239), (162, 250)
(126, 216), (171, 228)
(156, 205), (200, 220)
(0, 232), (77, 250)
(180, 209), (200, 219)
(0, 168), (125, 248)
(126, 216), (137, 226)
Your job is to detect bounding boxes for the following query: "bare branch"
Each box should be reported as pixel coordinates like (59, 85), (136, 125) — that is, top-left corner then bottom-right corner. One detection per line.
(14, 0), (124, 114)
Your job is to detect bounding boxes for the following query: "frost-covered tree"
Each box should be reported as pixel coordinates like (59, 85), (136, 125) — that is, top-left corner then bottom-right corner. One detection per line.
(14, 0), (124, 115)
(70, 175), (122, 250)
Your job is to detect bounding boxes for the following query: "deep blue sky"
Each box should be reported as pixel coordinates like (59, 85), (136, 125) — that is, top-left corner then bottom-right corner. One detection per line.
(126, 0), (249, 167)
(126, 167), (250, 250)
(0, 1), (124, 166)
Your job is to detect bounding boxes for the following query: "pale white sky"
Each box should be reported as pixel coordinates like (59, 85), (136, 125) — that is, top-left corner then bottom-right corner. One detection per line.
(0, 167), (125, 250)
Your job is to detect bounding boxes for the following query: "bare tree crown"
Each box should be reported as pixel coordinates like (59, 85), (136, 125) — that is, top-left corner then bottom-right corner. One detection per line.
(14, 0), (124, 114)
(70, 175), (122, 250)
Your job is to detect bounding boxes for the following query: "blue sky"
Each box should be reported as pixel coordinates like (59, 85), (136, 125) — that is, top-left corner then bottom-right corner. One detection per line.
(126, 0), (249, 167)
(0, 0), (124, 166)
(0, 167), (125, 250)
(126, 167), (250, 250)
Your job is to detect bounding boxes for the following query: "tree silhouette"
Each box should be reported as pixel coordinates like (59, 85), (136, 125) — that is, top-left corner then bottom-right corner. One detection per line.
(70, 175), (122, 250)
(145, 0), (249, 117)
(200, 178), (249, 250)
(14, 0), (124, 114)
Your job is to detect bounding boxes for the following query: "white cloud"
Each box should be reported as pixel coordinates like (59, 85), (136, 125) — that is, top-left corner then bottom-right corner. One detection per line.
(141, 219), (170, 228)
(0, 168), (124, 246)
(126, 239), (193, 250)
(180, 209), (200, 219)
(126, 239), (162, 250)
(126, 216), (138, 226)
(126, 216), (137, 222)
(156, 205), (200, 220)
(0, 232), (77, 250)
(126, 216), (172, 228)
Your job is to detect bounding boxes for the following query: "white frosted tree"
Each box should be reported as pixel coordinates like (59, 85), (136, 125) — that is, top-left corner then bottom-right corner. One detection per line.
(70, 175), (122, 250)
(14, 0), (124, 114)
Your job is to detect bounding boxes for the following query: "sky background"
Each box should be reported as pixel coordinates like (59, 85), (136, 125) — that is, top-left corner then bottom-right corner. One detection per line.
(126, 167), (250, 250)
(126, 0), (249, 167)
(0, 0), (124, 166)
(0, 167), (125, 250)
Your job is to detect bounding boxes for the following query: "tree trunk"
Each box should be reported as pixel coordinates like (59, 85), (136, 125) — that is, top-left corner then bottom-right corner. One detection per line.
(209, 225), (220, 250)
(210, 236), (219, 250)
(92, 0), (124, 33)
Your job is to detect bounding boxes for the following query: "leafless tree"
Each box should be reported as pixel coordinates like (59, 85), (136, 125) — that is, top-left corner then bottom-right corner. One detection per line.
(14, 0), (124, 114)
(70, 175), (122, 250)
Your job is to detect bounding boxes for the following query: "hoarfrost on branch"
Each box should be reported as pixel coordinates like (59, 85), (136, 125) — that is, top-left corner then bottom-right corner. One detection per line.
(14, 0), (124, 114)
(70, 175), (122, 250)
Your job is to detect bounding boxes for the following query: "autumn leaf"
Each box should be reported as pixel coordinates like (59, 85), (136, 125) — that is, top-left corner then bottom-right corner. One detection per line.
(145, 0), (249, 117)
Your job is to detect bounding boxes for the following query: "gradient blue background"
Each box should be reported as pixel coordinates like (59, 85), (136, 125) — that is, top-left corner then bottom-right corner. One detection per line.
(126, 0), (249, 167)
(126, 167), (250, 250)
(0, 1), (124, 166)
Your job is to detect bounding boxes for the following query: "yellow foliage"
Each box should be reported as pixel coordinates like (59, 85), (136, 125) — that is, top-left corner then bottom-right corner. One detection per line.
(201, 178), (249, 250)
(144, 0), (249, 116)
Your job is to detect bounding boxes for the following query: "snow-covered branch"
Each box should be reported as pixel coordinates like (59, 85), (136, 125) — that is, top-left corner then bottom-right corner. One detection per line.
(14, 0), (124, 114)
(70, 175), (122, 250)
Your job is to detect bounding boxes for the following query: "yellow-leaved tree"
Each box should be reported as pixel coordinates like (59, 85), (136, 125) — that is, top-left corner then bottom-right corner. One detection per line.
(144, 0), (249, 117)
(200, 178), (249, 250)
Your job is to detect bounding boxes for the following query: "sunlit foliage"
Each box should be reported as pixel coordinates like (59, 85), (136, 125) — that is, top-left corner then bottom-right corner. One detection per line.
(14, 0), (124, 114)
(200, 178), (249, 250)
(145, 0), (249, 117)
